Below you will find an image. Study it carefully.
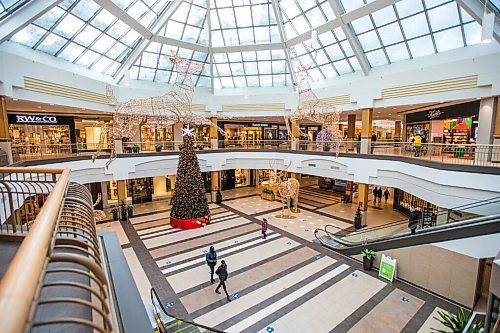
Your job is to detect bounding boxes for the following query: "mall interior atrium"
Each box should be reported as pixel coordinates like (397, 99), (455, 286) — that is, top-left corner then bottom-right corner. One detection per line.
(0, 0), (499, 332)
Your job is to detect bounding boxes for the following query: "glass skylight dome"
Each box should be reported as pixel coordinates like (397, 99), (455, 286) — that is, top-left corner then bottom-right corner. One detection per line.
(6, 0), (497, 89)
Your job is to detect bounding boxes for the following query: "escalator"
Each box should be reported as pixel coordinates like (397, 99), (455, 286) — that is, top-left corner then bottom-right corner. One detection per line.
(315, 196), (500, 255)
(151, 288), (223, 333)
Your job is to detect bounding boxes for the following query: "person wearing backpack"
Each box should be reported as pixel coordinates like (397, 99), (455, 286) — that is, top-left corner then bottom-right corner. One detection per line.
(206, 246), (217, 284)
(261, 218), (268, 239)
(215, 260), (231, 302)
(408, 207), (419, 235)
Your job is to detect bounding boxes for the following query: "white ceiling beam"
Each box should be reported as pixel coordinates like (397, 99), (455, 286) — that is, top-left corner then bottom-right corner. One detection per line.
(93, 0), (152, 38)
(270, 0), (297, 89)
(0, 0), (64, 44)
(212, 42), (283, 53)
(287, 0), (401, 46)
(114, 0), (183, 83)
(456, 0), (500, 42)
(206, 0), (214, 94)
(327, 0), (372, 75)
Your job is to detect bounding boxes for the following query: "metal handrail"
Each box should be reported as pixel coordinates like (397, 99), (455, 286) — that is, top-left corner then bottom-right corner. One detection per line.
(0, 168), (69, 333)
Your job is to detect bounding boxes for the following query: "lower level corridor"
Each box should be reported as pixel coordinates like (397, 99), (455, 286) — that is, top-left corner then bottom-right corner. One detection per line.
(98, 188), (457, 332)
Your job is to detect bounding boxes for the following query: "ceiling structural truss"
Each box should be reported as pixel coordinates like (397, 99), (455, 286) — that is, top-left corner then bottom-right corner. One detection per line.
(327, 0), (371, 76)
(206, 0), (214, 94)
(456, 0), (500, 42)
(0, 0), (64, 44)
(270, 0), (297, 89)
(108, 0), (183, 83)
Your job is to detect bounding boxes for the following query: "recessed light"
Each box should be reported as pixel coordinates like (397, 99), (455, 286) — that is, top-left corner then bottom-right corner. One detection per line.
(42, 109), (46, 111)
(12, 98), (18, 101)
(50, 103), (54, 106)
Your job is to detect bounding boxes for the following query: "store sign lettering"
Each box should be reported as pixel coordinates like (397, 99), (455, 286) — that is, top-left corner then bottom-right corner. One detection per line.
(251, 123), (269, 127)
(427, 109), (442, 120)
(16, 115), (58, 124)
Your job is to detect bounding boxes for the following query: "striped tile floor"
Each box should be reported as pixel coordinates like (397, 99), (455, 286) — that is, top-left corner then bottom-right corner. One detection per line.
(114, 197), (458, 333)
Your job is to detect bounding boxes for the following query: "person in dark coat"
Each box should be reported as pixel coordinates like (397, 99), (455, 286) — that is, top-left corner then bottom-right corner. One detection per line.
(370, 132), (377, 154)
(215, 260), (231, 302)
(383, 189), (390, 204)
(377, 187), (383, 203)
(261, 218), (268, 239)
(372, 186), (378, 204)
(408, 208), (419, 235)
(205, 246), (217, 284)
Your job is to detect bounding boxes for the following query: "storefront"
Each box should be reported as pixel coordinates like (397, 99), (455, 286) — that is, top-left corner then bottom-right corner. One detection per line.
(219, 121), (290, 142)
(235, 169), (251, 187)
(75, 118), (111, 150)
(299, 125), (320, 141)
(340, 120), (396, 140)
(8, 113), (76, 147)
(192, 124), (210, 142)
(393, 188), (438, 220)
(405, 101), (479, 144)
(140, 125), (174, 143)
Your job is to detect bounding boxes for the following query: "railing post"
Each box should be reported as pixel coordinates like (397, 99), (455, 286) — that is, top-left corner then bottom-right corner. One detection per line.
(114, 139), (123, 154)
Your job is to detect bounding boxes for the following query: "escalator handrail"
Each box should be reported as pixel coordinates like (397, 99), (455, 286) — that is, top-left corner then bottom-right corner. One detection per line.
(326, 213), (500, 248)
(326, 196), (500, 239)
(150, 287), (226, 333)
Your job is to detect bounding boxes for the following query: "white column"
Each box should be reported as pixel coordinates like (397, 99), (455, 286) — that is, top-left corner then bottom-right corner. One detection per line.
(114, 139), (123, 154)
(173, 122), (183, 150)
(0, 141), (12, 165)
(476, 97), (497, 162)
(101, 181), (109, 208)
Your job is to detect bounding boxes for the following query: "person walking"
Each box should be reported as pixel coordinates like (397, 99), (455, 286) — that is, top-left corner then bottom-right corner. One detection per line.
(372, 187), (378, 204)
(206, 246), (217, 284)
(408, 207), (419, 235)
(370, 132), (377, 154)
(356, 133), (361, 154)
(261, 218), (268, 239)
(215, 260), (231, 302)
(413, 132), (422, 157)
(377, 187), (383, 204)
(383, 188), (390, 204)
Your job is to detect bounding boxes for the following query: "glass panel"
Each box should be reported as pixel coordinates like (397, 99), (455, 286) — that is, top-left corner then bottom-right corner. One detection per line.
(427, 2), (460, 32)
(365, 49), (388, 67)
(407, 35), (435, 57)
(37, 33), (67, 55)
(11, 25), (46, 47)
(463, 21), (482, 45)
(433, 26), (464, 52)
(358, 30), (382, 51)
(371, 6), (397, 27)
(59, 42), (86, 62)
(385, 43), (410, 62)
(53, 14), (85, 39)
(378, 22), (404, 45)
(395, 0), (424, 18)
(400, 13), (430, 39)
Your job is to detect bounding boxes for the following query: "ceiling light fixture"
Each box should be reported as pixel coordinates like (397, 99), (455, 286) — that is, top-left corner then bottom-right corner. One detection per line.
(12, 98), (18, 101)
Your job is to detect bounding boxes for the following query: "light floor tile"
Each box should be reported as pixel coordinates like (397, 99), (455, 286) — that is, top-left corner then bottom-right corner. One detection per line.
(259, 270), (386, 333)
(167, 237), (301, 293)
(417, 307), (450, 333)
(143, 217), (250, 249)
(137, 224), (172, 236)
(129, 211), (170, 224)
(226, 264), (350, 333)
(149, 223), (259, 259)
(181, 247), (318, 313)
(224, 197), (283, 215)
(348, 288), (424, 333)
(194, 256), (338, 328)
(157, 231), (276, 270)
(96, 221), (129, 246)
(123, 248), (155, 327)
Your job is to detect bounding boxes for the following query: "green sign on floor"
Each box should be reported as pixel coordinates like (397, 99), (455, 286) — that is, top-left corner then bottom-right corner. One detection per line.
(379, 254), (397, 282)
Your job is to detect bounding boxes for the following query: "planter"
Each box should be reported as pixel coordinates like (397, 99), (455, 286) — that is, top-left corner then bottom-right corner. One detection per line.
(120, 211), (127, 221)
(216, 192), (222, 204)
(132, 147), (140, 153)
(170, 216), (210, 229)
(155, 147), (162, 152)
(363, 256), (374, 271)
(112, 211), (118, 221)
(128, 209), (133, 218)
(261, 193), (275, 201)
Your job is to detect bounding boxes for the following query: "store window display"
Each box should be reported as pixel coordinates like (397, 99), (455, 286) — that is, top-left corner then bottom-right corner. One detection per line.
(235, 169), (250, 187)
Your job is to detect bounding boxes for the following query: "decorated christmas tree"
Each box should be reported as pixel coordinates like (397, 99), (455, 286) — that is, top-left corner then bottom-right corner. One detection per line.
(170, 125), (210, 226)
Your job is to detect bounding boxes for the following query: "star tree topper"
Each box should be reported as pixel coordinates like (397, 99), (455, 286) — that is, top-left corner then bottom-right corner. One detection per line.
(182, 125), (194, 137)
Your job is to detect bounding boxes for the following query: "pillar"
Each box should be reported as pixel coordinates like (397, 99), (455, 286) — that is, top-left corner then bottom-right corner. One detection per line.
(0, 96), (12, 164)
(117, 180), (127, 206)
(357, 183), (369, 226)
(291, 119), (300, 150)
(114, 139), (123, 154)
(360, 108), (373, 154)
(210, 116), (218, 150)
(476, 97), (498, 162)
(101, 181), (109, 209)
(347, 114), (356, 152)
(211, 171), (220, 202)
(394, 120), (402, 139)
(173, 122), (184, 150)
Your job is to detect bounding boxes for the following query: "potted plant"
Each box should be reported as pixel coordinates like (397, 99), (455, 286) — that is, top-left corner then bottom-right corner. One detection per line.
(261, 188), (275, 201)
(323, 142), (331, 152)
(120, 200), (127, 221)
(362, 249), (376, 271)
(155, 143), (162, 152)
(132, 144), (140, 153)
(127, 205), (134, 218)
(432, 308), (483, 333)
(111, 208), (119, 221)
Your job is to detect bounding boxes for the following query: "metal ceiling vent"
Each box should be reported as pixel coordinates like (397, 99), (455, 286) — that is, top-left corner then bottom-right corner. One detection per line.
(24, 77), (112, 105)
(317, 95), (351, 105)
(221, 103), (286, 112)
(381, 75), (478, 99)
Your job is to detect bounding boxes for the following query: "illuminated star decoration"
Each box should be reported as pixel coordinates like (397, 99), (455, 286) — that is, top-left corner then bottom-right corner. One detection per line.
(182, 125), (195, 137)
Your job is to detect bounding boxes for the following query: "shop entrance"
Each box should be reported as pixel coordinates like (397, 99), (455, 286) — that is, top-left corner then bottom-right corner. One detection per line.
(129, 178), (153, 204)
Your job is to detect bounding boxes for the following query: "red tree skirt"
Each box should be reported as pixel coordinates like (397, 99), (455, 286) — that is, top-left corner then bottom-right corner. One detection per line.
(170, 215), (211, 229)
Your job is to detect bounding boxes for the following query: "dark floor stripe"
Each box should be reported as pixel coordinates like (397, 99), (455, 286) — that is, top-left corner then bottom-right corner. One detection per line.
(400, 301), (437, 333)
(235, 265), (356, 333)
(177, 242), (304, 299)
(159, 231), (277, 271)
(163, 235), (285, 277)
(330, 283), (394, 333)
(189, 250), (321, 318)
(313, 209), (354, 224)
(222, 193), (260, 202)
